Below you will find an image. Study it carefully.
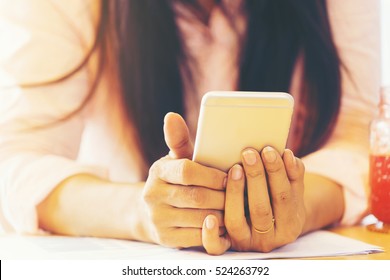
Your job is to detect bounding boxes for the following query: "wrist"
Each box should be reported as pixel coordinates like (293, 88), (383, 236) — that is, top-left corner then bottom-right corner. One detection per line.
(121, 181), (157, 243)
(302, 173), (344, 234)
(37, 174), (155, 242)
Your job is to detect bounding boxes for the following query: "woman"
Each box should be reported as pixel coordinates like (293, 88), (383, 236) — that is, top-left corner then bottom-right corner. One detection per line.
(0, 0), (380, 255)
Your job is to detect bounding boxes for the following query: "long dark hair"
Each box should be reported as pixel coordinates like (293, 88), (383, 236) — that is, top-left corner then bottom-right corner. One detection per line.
(98, 0), (341, 168)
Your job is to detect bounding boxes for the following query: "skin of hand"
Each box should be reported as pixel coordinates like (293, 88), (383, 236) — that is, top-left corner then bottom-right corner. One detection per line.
(162, 113), (307, 254)
(202, 147), (306, 255)
(37, 111), (341, 253)
(142, 112), (228, 248)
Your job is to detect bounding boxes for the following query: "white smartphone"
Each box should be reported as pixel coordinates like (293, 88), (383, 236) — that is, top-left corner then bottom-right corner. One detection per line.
(192, 91), (294, 172)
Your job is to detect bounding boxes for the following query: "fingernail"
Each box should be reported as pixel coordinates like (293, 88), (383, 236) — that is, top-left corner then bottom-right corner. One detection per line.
(243, 149), (257, 166)
(231, 164), (243, 180)
(205, 216), (215, 230)
(263, 146), (277, 163)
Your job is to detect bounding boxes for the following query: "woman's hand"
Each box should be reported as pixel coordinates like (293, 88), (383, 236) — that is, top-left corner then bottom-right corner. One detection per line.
(202, 146), (305, 254)
(142, 112), (227, 249)
(143, 156), (227, 248)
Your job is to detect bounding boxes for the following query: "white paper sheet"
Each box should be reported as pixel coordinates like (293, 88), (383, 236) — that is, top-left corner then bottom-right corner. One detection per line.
(0, 230), (383, 259)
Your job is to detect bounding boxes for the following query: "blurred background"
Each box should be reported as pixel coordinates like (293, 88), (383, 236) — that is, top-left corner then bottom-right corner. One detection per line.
(382, 0), (390, 86)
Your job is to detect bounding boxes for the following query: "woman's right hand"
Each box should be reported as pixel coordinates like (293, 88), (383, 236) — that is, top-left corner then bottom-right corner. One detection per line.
(142, 112), (227, 249)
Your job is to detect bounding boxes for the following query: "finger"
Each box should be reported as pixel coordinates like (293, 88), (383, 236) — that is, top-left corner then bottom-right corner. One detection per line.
(164, 184), (225, 210)
(202, 215), (231, 255)
(225, 164), (251, 244)
(159, 228), (203, 249)
(283, 149), (304, 181)
(158, 158), (227, 190)
(261, 146), (294, 230)
(283, 149), (305, 196)
(241, 148), (274, 233)
(162, 208), (225, 228)
(166, 227), (225, 249)
(164, 112), (193, 159)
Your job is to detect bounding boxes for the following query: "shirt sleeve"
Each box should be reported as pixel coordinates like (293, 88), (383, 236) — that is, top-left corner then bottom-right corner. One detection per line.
(0, 0), (108, 234)
(302, 0), (381, 226)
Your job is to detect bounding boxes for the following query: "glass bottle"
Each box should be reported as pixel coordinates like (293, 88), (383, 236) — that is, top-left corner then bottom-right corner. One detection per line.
(368, 86), (390, 233)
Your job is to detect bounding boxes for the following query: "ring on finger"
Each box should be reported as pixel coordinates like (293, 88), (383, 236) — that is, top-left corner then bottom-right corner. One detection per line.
(253, 217), (275, 234)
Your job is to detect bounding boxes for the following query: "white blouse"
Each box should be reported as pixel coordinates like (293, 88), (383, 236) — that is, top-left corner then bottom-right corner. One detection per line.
(0, 0), (381, 233)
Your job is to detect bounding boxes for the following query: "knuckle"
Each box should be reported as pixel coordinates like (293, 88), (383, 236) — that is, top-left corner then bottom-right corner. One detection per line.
(177, 159), (193, 185)
(186, 187), (206, 206)
(251, 203), (272, 218)
(148, 160), (160, 178)
(246, 167), (264, 178)
(142, 185), (156, 205)
(143, 190), (153, 204)
(287, 169), (300, 181)
(172, 136), (190, 151)
(143, 178), (162, 205)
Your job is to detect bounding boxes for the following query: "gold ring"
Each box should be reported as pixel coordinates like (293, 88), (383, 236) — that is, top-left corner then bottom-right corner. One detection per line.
(253, 218), (275, 234)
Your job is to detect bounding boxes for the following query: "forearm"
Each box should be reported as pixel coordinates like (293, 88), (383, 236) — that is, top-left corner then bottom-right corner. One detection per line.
(37, 174), (153, 242)
(302, 173), (345, 234)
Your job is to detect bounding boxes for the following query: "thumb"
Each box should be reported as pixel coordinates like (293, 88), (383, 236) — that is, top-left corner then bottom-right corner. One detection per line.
(202, 215), (231, 255)
(163, 112), (193, 159)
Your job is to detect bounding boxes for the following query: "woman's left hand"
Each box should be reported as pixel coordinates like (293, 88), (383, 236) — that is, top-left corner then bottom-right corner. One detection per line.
(202, 146), (306, 254)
